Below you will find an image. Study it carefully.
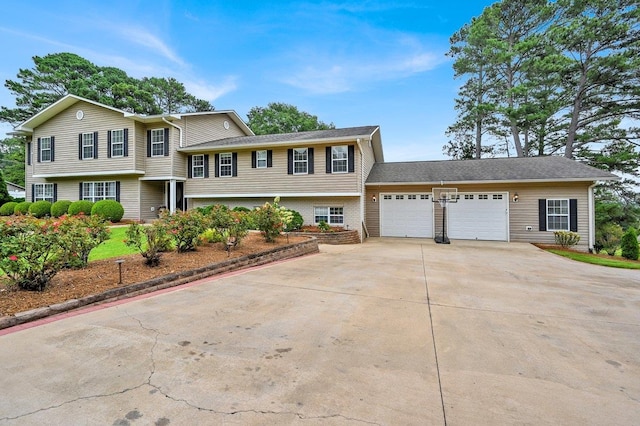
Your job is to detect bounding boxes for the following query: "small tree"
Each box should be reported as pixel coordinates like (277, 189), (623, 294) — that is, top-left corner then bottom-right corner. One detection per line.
(595, 222), (624, 256)
(620, 228), (639, 261)
(0, 171), (11, 205)
(124, 222), (170, 267)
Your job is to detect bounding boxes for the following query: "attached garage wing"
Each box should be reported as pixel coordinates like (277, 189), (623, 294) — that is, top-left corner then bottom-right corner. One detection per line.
(446, 193), (509, 241)
(380, 193), (433, 238)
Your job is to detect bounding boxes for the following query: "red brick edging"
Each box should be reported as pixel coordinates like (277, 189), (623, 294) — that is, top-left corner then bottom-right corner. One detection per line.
(0, 237), (319, 331)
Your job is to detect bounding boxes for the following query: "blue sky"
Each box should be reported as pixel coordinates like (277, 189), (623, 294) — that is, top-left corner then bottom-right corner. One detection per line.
(0, 1), (495, 161)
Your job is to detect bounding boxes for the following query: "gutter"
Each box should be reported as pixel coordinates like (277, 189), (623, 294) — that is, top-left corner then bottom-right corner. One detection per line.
(588, 182), (596, 252)
(162, 117), (183, 148)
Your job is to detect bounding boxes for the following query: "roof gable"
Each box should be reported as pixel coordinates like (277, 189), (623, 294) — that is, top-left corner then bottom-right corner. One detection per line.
(366, 156), (618, 184)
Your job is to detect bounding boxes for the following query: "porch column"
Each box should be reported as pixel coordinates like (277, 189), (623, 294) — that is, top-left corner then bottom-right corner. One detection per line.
(169, 179), (177, 214)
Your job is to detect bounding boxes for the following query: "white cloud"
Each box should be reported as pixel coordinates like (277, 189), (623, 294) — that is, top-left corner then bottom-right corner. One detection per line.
(183, 76), (239, 103)
(114, 26), (186, 67)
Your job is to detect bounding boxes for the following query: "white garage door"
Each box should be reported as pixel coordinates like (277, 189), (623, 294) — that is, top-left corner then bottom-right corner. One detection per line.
(446, 193), (508, 241)
(380, 193), (433, 237)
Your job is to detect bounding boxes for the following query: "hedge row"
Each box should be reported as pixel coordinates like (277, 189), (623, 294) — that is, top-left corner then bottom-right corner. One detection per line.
(0, 199), (125, 222)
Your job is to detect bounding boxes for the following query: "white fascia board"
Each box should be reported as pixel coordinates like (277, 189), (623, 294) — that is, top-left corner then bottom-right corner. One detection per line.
(365, 177), (619, 186)
(138, 176), (187, 181)
(186, 192), (362, 199)
(33, 170), (145, 179)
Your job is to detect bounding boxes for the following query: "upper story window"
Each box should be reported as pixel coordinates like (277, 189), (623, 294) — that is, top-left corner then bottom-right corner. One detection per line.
(294, 148), (308, 174)
(547, 199), (569, 231)
(110, 129), (125, 157)
(82, 132), (95, 159)
(151, 129), (165, 157)
(256, 150), (268, 168)
(219, 153), (232, 177)
(39, 136), (53, 162)
(193, 154), (205, 178)
(34, 183), (55, 203)
(332, 146), (348, 173)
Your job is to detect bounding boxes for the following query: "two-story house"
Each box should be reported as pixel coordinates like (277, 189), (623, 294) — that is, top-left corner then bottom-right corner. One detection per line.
(12, 94), (381, 236)
(13, 94), (616, 250)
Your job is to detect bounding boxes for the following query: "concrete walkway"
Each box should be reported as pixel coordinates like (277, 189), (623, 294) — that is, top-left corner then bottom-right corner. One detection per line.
(0, 239), (638, 425)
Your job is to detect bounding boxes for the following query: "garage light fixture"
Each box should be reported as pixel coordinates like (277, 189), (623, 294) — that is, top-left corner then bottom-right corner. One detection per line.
(372, 194), (377, 203)
(512, 193), (519, 203)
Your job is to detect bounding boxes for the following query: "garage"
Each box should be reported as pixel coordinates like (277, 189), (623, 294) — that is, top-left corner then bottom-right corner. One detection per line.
(445, 192), (509, 241)
(380, 193), (433, 237)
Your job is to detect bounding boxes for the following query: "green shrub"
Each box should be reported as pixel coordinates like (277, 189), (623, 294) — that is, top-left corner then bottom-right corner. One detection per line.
(284, 209), (303, 231)
(56, 214), (110, 268)
(14, 201), (32, 215)
(51, 200), (73, 218)
(68, 200), (94, 216)
(596, 222), (624, 256)
(91, 200), (124, 222)
(253, 197), (293, 242)
(318, 220), (331, 232)
(232, 206), (251, 213)
(160, 209), (206, 252)
(554, 231), (580, 249)
(125, 222), (169, 267)
(620, 227), (639, 261)
(28, 200), (52, 218)
(0, 202), (17, 216)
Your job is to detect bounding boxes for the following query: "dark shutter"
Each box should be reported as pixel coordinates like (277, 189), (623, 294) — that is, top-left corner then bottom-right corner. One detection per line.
(78, 134), (83, 160)
(31, 184), (34, 202)
(115, 181), (121, 202)
(232, 152), (238, 177)
(538, 199), (547, 231)
(53, 183), (58, 202)
(267, 150), (272, 167)
(50, 136), (55, 162)
(93, 131), (99, 159)
(188, 156), (193, 178)
(107, 131), (112, 158)
(163, 128), (170, 156)
(251, 151), (257, 168)
(79, 182), (83, 200)
(27, 142), (32, 165)
(308, 148), (314, 174)
(348, 145), (355, 173)
(123, 129), (129, 157)
(146, 130), (151, 157)
(214, 153), (220, 177)
(569, 199), (578, 232)
(287, 149), (293, 174)
(204, 154), (209, 178)
(37, 138), (41, 162)
(326, 147), (332, 173)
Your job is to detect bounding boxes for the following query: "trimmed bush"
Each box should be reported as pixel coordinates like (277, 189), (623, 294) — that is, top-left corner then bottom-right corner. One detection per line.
(14, 201), (32, 215)
(91, 200), (124, 222)
(554, 231), (580, 249)
(621, 228), (639, 261)
(0, 201), (17, 216)
(68, 200), (94, 216)
(51, 200), (73, 218)
(595, 222), (624, 256)
(28, 200), (52, 218)
(284, 209), (304, 232)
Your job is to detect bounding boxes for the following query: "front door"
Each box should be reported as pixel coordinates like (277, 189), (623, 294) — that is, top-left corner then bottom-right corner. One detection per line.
(167, 182), (185, 211)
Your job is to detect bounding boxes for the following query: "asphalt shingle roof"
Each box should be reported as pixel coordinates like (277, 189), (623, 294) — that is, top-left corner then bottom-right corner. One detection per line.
(366, 156), (617, 184)
(182, 126), (379, 150)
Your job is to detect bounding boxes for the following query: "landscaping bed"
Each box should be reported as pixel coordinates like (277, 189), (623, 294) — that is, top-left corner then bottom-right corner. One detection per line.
(0, 233), (315, 320)
(534, 243), (640, 269)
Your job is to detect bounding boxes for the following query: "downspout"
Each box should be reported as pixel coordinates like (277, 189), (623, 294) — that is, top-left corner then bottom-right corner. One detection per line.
(588, 182), (596, 252)
(356, 138), (365, 242)
(162, 118), (184, 214)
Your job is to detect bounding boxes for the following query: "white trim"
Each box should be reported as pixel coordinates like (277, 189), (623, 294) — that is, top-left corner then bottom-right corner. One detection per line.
(185, 192), (361, 199)
(178, 134), (376, 152)
(34, 170), (145, 178)
(139, 176), (187, 181)
(588, 183), (595, 251)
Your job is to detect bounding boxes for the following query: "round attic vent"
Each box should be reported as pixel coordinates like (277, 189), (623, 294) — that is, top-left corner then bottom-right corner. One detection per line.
(223, 120), (230, 130)
(76, 110), (84, 120)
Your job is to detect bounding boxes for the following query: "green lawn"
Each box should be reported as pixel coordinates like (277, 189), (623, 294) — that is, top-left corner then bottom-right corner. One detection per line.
(88, 226), (138, 261)
(547, 248), (640, 270)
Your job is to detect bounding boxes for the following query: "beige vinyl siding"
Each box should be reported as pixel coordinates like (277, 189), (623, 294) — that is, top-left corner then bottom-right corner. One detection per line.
(139, 181), (166, 222)
(134, 122), (147, 172)
(191, 196), (361, 231)
(186, 145), (362, 196)
(366, 182), (591, 249)
(143, 125), (173, 177)
(182, 114), (247, 147)
(32, 101), (135, 177)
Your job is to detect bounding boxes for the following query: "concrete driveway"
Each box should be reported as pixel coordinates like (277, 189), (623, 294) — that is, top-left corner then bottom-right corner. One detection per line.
(0, 239), (638, 425)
